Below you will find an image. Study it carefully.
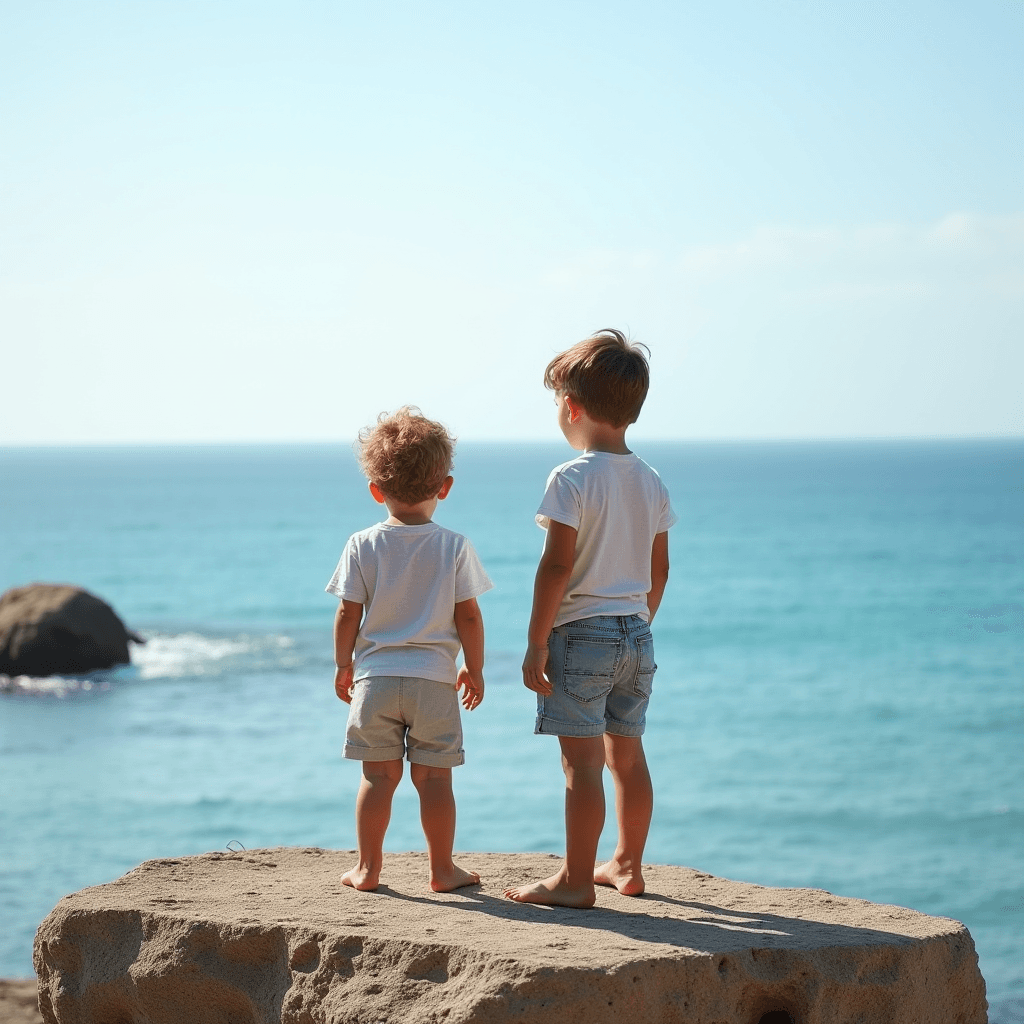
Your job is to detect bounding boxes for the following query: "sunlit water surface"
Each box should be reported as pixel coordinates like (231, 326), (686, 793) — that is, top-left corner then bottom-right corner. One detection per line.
(1, 441), (1020, 1019)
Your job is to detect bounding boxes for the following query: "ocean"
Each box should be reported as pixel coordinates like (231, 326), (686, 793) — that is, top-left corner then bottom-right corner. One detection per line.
(1, 440), (1021, 1020)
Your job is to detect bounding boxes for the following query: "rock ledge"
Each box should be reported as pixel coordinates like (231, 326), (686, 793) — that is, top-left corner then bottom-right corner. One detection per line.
(34, 848), (987, 1024)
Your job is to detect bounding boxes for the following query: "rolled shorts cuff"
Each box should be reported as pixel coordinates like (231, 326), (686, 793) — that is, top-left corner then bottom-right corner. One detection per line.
(344, 742), (405, 761)
(603, 717), (646, 738)
(408, 748), (465, 768)
(535, 714), (606, 738)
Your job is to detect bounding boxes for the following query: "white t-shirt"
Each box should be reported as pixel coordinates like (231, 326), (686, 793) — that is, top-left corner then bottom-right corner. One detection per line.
(536, 451), (678, 628)
(326, 521), (493, 684)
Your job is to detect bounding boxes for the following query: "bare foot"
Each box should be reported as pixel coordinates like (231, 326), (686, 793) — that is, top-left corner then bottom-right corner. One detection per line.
(594, 859), (645, 896)
(503, 871), (596, 908)
(430, 863), (481, 893)
(341, 864), (380, 891)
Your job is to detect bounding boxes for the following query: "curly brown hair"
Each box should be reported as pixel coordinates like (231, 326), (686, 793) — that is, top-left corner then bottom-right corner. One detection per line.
(356, 407), (455, 505)
(544, 328), (650, 428)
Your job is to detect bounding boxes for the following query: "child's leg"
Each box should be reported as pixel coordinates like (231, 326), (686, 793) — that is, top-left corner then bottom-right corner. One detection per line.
(410, 763), (481, 892)
(594, 734), (652, 896)
(342, 758), (403, 891)
(504, 735), (606, 907)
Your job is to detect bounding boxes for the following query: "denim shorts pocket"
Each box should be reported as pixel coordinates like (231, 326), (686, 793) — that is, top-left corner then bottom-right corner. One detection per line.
(633, 632), (656, 698)
(562, 637), (621, 703)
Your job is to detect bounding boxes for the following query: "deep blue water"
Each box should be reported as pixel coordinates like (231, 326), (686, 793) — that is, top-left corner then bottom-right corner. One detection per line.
(1, 440), (1021, 1019)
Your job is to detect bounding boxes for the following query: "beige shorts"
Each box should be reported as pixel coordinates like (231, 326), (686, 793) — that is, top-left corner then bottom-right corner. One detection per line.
(344, 675), (465, 768)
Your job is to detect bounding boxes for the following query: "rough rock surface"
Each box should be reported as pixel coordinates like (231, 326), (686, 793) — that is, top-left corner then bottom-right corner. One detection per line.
(0, 584), (140, 677)
(34, 848), (987, 1024)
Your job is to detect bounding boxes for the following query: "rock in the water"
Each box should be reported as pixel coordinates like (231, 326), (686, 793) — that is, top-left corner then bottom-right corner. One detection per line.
(33, 848), (987, 1024)
(0, 583), (140, 678)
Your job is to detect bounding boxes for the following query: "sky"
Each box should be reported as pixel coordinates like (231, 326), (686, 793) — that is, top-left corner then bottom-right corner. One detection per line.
(1, 0), (1021, 444)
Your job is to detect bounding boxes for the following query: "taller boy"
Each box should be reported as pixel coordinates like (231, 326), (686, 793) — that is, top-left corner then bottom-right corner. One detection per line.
(505, 330), (676, 908)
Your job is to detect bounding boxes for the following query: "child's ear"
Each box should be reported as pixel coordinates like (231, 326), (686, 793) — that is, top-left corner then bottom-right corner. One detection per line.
(564, 395), (584, 424)
(368, 481), (387, 504)
(437, 476), (454, 500)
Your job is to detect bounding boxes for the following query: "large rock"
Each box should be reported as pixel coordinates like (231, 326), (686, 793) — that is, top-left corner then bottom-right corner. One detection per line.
(34, 848), (987, 1024)
(0, 584), (140, 677)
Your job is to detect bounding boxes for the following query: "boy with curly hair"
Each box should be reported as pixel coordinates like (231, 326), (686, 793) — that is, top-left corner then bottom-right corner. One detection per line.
(327, 407), (492, 892)
(505, 329), (676, 908)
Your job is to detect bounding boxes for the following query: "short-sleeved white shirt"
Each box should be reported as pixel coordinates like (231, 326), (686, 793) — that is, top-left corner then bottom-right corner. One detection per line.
(536, 451), (677, 628)
(326, 521), (493, 684)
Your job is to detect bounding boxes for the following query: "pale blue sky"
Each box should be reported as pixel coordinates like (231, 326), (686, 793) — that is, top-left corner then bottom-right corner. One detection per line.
(1, 1), (1021, 443)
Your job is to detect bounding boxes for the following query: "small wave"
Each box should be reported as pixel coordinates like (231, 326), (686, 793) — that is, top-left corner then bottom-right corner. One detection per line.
(965, 603), (1024, 634)
(989, 997), (1024, 1024)
(132, 633), (252, 678)
(131, 631), (296, 679)
(0, 674), (111, 697)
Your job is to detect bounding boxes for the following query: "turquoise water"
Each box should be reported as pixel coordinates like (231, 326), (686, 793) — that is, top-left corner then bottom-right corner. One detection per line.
(1, 440), (1021, 1019)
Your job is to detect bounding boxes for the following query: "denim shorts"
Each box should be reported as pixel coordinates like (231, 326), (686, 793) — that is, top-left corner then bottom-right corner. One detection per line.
(536, 615), (656, 738)
(345, 676), (465, 768)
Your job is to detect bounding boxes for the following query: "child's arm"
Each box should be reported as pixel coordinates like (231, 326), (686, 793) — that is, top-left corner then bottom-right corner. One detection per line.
(522, 520), (577, 695)
(333, 599), (363, 703)
(454, 597), (485, 710)
(646, 531), (670, 623)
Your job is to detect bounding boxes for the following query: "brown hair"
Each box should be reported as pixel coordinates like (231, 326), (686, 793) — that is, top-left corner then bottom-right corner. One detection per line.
(544, 328), (650, 427)
(356, 407), (455, 504)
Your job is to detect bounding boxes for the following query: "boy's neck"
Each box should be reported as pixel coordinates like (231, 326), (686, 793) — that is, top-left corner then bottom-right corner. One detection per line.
(383, 496), (438, 526)
(579, 424), (631, 455)
(384, 509), (434, 526)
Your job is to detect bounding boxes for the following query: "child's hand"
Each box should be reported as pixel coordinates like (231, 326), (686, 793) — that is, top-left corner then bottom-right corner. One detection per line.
(334, 664), (354, 703)
(522, 643), (552, 694)
(456, 665), (485, 710)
